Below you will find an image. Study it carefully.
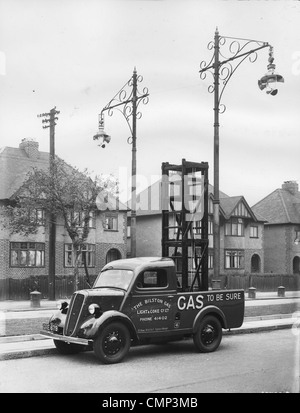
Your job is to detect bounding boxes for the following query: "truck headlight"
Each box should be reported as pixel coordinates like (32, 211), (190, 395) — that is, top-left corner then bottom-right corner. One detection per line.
(88, 304), (100, 315)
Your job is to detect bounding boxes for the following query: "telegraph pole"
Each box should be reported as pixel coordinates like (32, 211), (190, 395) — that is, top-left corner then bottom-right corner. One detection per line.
(37, 107), (60, 300)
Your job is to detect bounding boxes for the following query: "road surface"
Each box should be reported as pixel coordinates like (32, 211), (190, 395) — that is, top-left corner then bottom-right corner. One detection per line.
(0, 329), (298, 393)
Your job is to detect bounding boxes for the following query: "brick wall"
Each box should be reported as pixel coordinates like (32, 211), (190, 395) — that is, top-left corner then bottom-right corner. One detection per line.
(0, 239), (9, 280)
(136, 215), (162, 257)
(264, 225), (286, 273)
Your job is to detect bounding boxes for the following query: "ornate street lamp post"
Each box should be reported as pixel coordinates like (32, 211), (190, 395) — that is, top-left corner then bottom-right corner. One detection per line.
(199, 28), (283, 281)
(93, 68), (149, 257)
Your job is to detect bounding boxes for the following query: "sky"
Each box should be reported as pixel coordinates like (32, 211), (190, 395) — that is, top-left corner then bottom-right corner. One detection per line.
(0, 0), (299, 207)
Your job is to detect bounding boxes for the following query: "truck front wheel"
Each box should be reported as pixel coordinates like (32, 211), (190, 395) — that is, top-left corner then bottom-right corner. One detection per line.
(93, 322), (131, 364)
(193, 315), (222, 353)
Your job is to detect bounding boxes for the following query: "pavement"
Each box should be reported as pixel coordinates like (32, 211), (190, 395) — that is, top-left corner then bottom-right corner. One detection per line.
(0, 290), (299, 361)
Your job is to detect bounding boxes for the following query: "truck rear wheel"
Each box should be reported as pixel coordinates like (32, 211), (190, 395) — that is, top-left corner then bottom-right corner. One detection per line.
(93, 322), (131, 364)
(193, 315), (222, 353)
(54, 339), (85, 355)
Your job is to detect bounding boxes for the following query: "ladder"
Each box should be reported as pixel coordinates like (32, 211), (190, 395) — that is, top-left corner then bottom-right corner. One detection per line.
(161, 159), (209, 291)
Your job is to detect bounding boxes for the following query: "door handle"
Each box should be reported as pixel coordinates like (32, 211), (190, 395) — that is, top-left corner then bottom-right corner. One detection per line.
(168, 295), (174, 298)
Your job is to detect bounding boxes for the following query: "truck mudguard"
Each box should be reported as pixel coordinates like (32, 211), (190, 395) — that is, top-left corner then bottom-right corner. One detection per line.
(80, 310), (138, 341)
(192, 305), (227, 333)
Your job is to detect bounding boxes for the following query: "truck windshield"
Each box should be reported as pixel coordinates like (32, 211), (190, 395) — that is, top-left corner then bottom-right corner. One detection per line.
(93, 269), (134, 291)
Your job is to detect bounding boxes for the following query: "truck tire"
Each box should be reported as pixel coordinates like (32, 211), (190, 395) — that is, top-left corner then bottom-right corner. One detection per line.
(54, 339), (85, 355)
(193, 315), (222, 353)
(93, 322), (131, 364)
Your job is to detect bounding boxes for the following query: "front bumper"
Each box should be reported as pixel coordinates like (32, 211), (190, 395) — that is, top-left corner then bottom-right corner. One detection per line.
(40, 330), (92, 346)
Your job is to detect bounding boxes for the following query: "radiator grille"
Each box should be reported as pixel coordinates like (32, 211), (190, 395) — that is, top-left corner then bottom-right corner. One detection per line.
(64, 293), (85, 336)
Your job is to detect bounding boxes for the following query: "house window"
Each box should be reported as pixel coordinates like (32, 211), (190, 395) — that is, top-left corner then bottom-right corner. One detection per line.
(208, 198), (214, 214)
(208, 216), (213, 235)
(67, 210), (96, 228)
(65, 244), (73, 267)
(104, 213), (118, 231)
(193, 220), (202, 235)
(127, 217), (131, 238)
(10, 242), (45, 267)
(225, 250), (244, 269)
(250, 226), (259, 238)
(34, 209), (45, 225)
(225, 218), (244, 236)
(295, 230), (300, 244)
(192, 216), (212, 236)
(88, 211), (96, 228)
(208, 250), (214, 269)
(64, 243), (95, 267)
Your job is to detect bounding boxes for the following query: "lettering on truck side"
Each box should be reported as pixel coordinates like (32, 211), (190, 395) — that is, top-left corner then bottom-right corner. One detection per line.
(177, 295), (204, 311)
(177, 291), (243, 310)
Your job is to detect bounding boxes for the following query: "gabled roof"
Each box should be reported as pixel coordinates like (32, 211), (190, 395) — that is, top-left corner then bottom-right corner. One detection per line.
(252, 185), (300, 224)
(219, 196), (241, 218)
(0, 142), (126, 212)
(219, 195), (262, 221)
(0, 145), (49, 199)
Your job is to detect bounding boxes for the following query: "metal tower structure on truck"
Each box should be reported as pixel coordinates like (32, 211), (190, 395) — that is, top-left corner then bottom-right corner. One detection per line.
(161, 159), (209, 292)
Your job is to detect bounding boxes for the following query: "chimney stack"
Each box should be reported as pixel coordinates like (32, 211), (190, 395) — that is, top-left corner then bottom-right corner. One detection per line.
(282, 180), (299, 195)
(19, 139), (39, 160)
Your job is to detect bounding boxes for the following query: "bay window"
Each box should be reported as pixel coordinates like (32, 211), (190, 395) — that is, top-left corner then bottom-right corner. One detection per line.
(225, 218), (244, 236)
(10, 242), (45, 267)
(64, 243), (95, 267)
(225, 250), (244, 269)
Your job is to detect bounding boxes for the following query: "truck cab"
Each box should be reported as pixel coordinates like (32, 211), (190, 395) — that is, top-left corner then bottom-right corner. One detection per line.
(41, 257), (244, 364)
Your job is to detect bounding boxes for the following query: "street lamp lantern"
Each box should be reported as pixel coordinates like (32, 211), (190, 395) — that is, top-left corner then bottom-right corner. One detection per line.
(93, 113), (111, 148)
(258, 46), (284, 95)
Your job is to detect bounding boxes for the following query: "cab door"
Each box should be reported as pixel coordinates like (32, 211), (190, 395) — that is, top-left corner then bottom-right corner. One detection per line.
(127, 268), (177, 336)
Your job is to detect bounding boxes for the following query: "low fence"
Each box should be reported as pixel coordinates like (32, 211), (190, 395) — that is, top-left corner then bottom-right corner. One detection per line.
(0, 275), (98, 301)
(209, 273), (299, 292)
(0, 273), (299, 301)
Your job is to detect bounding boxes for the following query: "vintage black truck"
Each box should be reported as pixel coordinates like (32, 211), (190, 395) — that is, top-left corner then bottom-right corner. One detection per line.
(41, 160), (245, 363)
(41, 256), (244, 364)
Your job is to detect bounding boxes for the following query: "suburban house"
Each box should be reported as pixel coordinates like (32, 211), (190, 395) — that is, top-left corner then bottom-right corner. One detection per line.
(127, 179), (265, 276)
(252, 180), (300, 275)
(0, 138), (128, 299)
